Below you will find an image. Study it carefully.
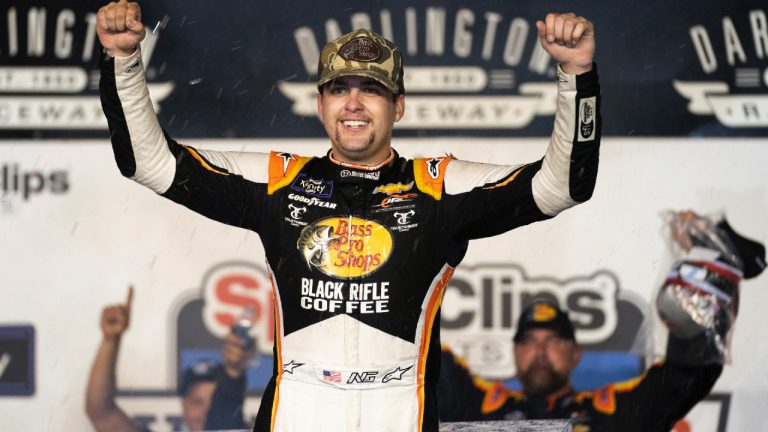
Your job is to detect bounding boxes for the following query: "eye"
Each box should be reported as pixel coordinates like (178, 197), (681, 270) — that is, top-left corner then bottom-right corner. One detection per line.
(328, 85), (348, 95)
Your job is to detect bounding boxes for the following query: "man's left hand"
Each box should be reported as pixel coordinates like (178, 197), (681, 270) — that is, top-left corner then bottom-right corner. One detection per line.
(536, 13), (595, 75)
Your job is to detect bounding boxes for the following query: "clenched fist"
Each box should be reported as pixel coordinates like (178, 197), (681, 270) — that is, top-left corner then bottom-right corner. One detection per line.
(96, 0), (146, 57)
(536, 13), (595, 75)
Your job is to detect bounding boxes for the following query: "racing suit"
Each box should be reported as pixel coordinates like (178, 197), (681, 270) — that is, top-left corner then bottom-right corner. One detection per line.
(438, 336), (723, 432)
(99, 48), (601, 432)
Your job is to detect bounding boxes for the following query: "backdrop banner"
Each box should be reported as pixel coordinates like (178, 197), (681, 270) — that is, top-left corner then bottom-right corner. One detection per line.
(0, 1), (766, 138)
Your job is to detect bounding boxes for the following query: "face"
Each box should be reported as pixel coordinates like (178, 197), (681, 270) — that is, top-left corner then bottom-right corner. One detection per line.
(317, 76), (405, 165)
(513, 328), (582, 397)
(181, 381), (217, 431)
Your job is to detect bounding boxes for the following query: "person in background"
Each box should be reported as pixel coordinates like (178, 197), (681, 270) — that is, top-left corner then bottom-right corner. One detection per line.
(85, 286), (255, 431)
(439, 210), (765, 431)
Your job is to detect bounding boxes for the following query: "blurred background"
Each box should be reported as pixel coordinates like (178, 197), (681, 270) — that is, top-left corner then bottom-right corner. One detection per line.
(1, 1), (766, 431)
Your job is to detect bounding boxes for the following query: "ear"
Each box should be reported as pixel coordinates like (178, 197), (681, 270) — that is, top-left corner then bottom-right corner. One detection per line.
(394, 94), (405, 122)
(570, 344), (583, 370)
(317, 92), (324, 121)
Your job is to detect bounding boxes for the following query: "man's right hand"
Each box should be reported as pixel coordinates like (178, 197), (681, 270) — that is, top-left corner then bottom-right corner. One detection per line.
(222, 332), (257, 378)
(100, 286), (133, 341)
(96, 0), (146, 57)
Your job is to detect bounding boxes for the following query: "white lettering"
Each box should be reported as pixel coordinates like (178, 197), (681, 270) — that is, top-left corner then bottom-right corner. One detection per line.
(325, 19), (342, 42)
(350, 12), (372, 31)
(723, 16), (747, 66)
(481, 12), (502, 61)
(528, 38), (551, 74)
(750, 10), (768, 59)
(406, 8), (417, 55)
(294, 26), (320, 75)
(0, 353), (10, 378)
(82, 13), (98, 62)
(380, 10), (394, 41)
(55, 9), (75, 59)
(425, 7), (446, 56)
(7, 7), (19, 57)
(503, 18), (528, 67)
(28, 8), (46, 57)
(690, 25), (717, 73)
(453, 9), (474, 58)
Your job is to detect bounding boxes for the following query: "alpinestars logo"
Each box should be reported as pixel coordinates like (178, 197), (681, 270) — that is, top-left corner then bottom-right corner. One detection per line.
(674, 9), (768, 127)
(0, 6), (174, 130)
(278, 7), (559, 129)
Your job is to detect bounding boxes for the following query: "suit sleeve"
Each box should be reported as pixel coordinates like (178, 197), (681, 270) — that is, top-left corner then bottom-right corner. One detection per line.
(99, 48), (269, 232)
(588, 359), (722, 431)
(205, 366), (247, 430)
(438, 65), (601, 241)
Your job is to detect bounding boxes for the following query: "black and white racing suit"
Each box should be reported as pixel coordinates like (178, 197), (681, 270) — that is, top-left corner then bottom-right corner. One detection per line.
(99, 48), (601, 432)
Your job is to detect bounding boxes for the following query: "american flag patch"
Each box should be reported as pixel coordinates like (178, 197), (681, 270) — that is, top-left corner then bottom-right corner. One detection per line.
(322, 370), (341, 383)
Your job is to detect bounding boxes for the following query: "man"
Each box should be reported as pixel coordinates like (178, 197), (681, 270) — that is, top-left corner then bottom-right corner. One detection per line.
(96, 2), (600, 430)
(439, 212), (766, 431)
(85, 286), (253, 431)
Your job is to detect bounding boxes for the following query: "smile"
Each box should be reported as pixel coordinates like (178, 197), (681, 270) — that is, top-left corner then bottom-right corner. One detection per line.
(342, 120), (369, 128)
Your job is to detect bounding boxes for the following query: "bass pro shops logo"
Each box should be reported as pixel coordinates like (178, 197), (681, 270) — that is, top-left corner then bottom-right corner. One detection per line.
(297, 217), (392, 278)
(278, 7), (559, 129)
(674, 9), (768, 127)
(0, 6), (173, 131)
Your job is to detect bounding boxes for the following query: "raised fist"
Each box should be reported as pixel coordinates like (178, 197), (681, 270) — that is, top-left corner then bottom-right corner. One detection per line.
(536, 13), (595, 75)
(96, 0), (146, 57)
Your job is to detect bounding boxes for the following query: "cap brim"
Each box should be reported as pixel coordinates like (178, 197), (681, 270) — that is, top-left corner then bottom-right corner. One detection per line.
(317, 68), (400, 94)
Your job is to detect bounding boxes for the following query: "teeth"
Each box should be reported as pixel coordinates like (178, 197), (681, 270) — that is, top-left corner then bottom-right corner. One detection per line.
(343, 120), (368, 127)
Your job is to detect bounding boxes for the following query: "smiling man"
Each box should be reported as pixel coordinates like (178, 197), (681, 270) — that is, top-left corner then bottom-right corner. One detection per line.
(96, 2), (601, 431)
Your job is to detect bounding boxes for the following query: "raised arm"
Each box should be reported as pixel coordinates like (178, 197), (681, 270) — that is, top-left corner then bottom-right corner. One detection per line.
(96, 1), (271, 231)
(85, 286), (139, 432)
(438, 13), (600, 242)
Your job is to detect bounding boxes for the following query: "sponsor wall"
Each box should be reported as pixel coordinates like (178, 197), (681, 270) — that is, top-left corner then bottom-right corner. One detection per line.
(1, 0), (767, 431)
(1, 139), (767, 431)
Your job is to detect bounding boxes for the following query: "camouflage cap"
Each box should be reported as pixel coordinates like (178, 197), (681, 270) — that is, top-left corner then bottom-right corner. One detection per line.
(317, 29), (405, 95)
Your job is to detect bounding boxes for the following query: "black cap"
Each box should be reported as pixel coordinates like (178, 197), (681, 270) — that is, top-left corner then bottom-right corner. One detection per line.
(178, 359), (219, 397)
(513, 301), (576, 343)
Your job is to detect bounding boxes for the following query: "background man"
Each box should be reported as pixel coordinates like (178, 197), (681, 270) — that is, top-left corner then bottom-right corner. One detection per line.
(439, 211), (766, 431)
(85, 286), (254, 431)
(96, 1), (600, 430)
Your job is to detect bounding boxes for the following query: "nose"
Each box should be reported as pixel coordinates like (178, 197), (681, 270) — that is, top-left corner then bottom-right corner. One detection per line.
(344, 89), (363, 112)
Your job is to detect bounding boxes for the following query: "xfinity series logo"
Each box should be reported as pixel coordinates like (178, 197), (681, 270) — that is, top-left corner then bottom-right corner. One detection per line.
(290, 174), (334, 198)
(0, 6), (174, 130)
(674, 9), (768, 127)
(278, 7), (559, 129)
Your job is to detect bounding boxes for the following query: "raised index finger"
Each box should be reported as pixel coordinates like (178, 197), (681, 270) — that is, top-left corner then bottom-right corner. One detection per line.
(126, 284), (134, 310)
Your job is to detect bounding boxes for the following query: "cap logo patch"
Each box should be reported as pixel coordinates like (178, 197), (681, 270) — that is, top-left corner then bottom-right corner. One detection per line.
(339, 37), (381, 62)
(532, 303), (557, 322)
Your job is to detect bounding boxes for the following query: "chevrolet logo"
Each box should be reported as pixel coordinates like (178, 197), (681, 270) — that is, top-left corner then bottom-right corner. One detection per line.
(373, 181), (414, 196)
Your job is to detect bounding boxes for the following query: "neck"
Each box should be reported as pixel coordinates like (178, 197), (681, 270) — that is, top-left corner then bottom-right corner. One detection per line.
(329, 149), (394, 170)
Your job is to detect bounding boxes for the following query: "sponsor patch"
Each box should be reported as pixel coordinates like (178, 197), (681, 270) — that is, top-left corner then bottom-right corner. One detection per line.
(297, 217), (392, 279)
(373, 182), (414, 196)
(339, 169), (381, 181)
(288, 193), (338, 209)
(339, 37), (381, 62)
(290, 174), (333, 198)
(578, 97), (596, 142)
